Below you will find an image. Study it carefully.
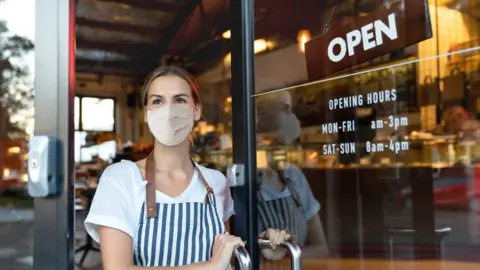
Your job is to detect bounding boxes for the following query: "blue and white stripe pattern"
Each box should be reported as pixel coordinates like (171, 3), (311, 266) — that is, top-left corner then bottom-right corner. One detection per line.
(133, 197), (224, 266)
(257, 194), (307, 246)
(257, 171), (307, 246)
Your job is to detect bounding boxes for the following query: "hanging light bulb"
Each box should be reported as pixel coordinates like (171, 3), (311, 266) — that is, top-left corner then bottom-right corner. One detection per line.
(222, 30), (231, 39)
(297, 29), (312, 53)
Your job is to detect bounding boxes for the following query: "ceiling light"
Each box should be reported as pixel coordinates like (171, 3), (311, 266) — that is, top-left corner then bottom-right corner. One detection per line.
(222, 30), (231, 39)
(297, 30), (312, 53)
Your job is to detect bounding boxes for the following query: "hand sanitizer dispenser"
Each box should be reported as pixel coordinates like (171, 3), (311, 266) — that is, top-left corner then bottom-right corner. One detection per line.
(28, 136), (63, 197)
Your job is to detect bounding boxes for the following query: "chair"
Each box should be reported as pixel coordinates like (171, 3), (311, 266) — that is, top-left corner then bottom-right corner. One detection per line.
(386, 226), (452, 270)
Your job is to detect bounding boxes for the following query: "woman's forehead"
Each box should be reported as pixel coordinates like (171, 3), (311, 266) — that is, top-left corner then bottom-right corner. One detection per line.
(257, 91), (292, 107)
(149, 75), (191, 96)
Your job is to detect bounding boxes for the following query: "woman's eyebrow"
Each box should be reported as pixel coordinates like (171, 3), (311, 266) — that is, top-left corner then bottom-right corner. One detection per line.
(173, 94), (189, 98)
(149, 94), (163, 99)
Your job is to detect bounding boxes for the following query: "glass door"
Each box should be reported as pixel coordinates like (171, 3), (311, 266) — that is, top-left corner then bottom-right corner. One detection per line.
(246, 0), (480, 269)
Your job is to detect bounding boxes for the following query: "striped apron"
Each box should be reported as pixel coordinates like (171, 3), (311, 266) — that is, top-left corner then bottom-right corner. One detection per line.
(257, 170), (308, 246)
(133, 153), (225, 267)
(257, 170), (308, 270)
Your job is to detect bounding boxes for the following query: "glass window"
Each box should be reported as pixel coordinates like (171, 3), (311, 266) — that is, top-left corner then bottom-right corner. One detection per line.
(251, 0), (480, 268)
(80, 97), (115, 131)
(74, 96), (116, 162)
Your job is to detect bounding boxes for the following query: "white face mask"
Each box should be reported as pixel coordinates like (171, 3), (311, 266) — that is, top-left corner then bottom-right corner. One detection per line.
(277, 113), (301, 144)
(147, 105), (194, 146)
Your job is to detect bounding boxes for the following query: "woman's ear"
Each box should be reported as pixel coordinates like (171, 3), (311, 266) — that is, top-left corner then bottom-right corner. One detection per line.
(194, 104), (202, 121)
(143, 107), (148, 123)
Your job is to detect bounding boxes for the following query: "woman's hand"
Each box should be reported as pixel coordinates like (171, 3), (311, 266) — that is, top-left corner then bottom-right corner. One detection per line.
(209, 232), (245, 270)
(259, 228), (291, 260)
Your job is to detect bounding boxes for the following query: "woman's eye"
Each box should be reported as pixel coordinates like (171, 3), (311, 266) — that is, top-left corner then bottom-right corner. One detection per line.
(176, 98), (187, 104)
(152, 99), (162, 105)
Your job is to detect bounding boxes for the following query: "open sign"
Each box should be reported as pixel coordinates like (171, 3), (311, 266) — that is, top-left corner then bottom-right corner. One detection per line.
(305, 0), (432, 81)
(327, 13), (398, 63)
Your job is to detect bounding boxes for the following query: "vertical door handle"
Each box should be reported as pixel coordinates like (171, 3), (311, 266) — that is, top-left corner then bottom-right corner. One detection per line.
(258, 238), (302, 270)
(234, 246), (252, 270)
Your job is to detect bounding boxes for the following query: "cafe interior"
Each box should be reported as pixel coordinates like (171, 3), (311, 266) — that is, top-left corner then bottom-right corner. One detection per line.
(72, 0), (480, 268)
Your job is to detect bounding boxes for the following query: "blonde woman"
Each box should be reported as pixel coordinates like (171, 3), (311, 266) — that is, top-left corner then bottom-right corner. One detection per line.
(84, 65), (288, 270)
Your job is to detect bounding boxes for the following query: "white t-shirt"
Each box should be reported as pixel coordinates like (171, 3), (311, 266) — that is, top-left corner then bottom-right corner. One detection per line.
(84, 160), (234, 244)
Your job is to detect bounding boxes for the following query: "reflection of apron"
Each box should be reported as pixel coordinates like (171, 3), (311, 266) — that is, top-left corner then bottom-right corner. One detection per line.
(133, 153), (225, 267)
(257, 170), (308, 246)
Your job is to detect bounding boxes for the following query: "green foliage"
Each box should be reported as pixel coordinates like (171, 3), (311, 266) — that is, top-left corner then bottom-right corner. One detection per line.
(0, 18), (34, 139)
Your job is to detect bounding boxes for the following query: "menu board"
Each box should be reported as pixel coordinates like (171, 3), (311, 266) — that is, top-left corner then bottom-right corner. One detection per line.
(321, 88), (409, 155)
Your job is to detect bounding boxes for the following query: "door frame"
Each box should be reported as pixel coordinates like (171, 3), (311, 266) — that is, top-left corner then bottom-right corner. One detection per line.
(33, 0), (75, 269)
(33, 0), (257, 269)
(229, 0), (259, 269)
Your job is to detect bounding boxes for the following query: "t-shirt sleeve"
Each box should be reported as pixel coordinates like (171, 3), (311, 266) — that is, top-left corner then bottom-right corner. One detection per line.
(223, 183), (235, 222)
(290, 166), (320, 221)
(84, 175), (137, 243)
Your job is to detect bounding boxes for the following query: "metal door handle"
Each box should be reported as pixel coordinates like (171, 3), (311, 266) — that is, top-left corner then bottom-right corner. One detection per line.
(258, 238), (302, 270)
(234, 246), (252, 270)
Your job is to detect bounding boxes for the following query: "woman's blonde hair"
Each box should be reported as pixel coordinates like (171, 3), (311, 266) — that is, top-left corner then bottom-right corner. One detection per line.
(141, 65), (201, 107)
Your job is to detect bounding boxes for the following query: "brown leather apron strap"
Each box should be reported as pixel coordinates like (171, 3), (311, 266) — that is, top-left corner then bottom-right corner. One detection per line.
(145, 153), (157, 218)
(195, 164), (215, 205)
(276, 170), (302, 208)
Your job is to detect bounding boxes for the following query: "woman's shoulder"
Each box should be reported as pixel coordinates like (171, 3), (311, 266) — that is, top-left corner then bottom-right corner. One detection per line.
(100, 160), (144, 188)
(283, 163), (308, 187)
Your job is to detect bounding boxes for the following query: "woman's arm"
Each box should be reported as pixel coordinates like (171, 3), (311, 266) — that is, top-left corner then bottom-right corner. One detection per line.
(99, 226), (216, 270)
(301, 214), (329, 258)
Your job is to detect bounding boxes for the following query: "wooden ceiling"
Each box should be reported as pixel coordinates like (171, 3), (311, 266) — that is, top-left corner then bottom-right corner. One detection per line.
(75, 0), (229, 77)
(75, 0), (478, 79)
(75, 0), (366, 79)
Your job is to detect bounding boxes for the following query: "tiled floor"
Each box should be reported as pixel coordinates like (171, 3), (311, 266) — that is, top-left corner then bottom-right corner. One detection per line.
(2, 207), (480, 269)
(0, 207), (104, 270)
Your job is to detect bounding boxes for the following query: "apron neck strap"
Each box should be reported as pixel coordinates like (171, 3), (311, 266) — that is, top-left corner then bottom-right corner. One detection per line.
(145, 152), (216, 218)
(145, 152), (157, 218)
(194, 163), (216, 205)
(276, 170), (302, 208)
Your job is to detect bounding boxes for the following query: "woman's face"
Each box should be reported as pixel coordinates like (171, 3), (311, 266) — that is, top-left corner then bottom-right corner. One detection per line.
(257, 99), (290, 133)
(144, 75), (201, 121)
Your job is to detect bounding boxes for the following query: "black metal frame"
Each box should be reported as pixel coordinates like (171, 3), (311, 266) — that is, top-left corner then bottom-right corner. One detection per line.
(34, 0), (259, 269)
(229, 0), (259, 269)
(33, 0), (75, 269)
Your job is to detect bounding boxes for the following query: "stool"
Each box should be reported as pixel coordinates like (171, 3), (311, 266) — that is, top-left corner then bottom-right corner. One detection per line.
(75, 191), (100, 266)
(387, 226), (451, 269)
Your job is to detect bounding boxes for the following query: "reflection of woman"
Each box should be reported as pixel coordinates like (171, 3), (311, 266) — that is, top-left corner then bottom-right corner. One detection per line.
(257, 92), (329, 260)
(84, 66), (286, 269)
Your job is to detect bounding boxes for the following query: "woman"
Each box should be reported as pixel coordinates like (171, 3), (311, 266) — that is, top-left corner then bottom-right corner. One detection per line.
(256, 91), (329, 261)
(85, 66), (287, 269)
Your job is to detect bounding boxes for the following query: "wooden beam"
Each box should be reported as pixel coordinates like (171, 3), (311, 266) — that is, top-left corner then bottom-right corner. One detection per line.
(76, 17), (161, 36)
(76, 58), (148, 70)
(76, 66), (145, 77)
(76, 37), (155, 56)
(142, 0), (201, 70)
(96, 0), (178, 13)
(76, 58), (149, 76)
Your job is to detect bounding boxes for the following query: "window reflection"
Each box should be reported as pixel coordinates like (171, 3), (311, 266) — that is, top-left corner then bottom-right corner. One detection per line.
(256, 92), (329, 263)
(247, 0), (480, 268)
